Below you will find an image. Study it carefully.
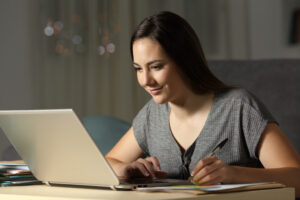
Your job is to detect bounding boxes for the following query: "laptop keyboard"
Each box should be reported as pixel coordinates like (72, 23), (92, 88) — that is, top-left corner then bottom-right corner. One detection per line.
(120, 177), (186, 184)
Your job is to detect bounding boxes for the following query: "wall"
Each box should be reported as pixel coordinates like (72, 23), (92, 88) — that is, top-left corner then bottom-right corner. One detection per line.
(247, 0), (300, 58)
(0, 0), (38, 159)
(0, 1), (35, 110)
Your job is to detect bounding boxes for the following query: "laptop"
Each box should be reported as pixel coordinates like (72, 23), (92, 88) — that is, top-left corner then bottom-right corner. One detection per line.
(0, 109), (189, 189)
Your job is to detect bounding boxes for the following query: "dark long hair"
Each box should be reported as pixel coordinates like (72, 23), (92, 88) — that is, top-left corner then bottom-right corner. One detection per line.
(130, 11), (231, 94)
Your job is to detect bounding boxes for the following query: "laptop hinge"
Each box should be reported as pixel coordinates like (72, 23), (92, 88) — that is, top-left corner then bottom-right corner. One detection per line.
(110, 185), (117, 190)
(44, 181), (51, 186)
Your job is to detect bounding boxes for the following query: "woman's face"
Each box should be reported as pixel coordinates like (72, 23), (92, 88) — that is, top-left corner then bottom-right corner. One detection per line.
(132, 38), (188, 104)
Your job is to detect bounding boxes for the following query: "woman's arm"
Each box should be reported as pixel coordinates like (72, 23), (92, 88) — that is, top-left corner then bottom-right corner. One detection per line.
(106, 127), (166, 178)
(191, 123), (300, 197)
(232, 123), (300, 195)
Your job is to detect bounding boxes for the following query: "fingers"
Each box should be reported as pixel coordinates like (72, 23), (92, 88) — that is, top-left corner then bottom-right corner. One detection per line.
(154, 170), (168, 178)
(191, 156), (218, 176)
(136, 157), (156, 177)
(191, 156), (227, 185)
(195, 174), (223, 185)
(125, 164), (147, 178)
(145, 156), (161, 171)
(127, 156), (166, 178)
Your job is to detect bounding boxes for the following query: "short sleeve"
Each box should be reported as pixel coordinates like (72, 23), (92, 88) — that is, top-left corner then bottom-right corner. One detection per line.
(240, 92), (277, 159)
(132, 100), (151, 156)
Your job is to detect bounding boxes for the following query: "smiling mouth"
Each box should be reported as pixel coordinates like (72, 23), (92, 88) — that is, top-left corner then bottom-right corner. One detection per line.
(149, 87), (163, 95)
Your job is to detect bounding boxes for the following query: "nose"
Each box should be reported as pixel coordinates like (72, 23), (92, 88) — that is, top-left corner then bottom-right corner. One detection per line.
(138, 70), (154, 87)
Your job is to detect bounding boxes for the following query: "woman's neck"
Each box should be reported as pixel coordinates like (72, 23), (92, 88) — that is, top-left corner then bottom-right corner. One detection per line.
(168, 92), (214, 120)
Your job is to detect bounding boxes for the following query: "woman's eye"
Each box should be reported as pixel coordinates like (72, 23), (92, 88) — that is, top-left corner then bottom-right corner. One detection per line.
(134, 67), (142, 72)
(151, 65), (163, 70)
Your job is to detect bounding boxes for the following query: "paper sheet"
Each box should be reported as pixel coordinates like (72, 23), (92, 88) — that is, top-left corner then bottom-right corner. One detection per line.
(135, 182), (285, 194)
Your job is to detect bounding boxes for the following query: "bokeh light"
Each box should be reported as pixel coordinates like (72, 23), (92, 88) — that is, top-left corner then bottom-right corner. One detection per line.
(106, 43), (115, 53)
(72, 35), (82, 45)
(44, 25), (54, 36)
(98, 45), (105, 55)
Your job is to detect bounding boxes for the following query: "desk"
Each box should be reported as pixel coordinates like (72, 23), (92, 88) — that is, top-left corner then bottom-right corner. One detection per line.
(0, 185), (295, 200)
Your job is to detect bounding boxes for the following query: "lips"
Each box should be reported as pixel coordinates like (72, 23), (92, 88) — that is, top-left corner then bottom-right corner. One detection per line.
(149, 87), (163, 95)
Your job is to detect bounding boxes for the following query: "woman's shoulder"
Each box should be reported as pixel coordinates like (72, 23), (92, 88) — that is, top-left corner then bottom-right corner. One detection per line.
(215, 88), (259, 105)
(215, 88), (274, 119)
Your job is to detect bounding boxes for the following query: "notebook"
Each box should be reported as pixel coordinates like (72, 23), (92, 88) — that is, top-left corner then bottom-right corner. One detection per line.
(0, 109), (188, 189)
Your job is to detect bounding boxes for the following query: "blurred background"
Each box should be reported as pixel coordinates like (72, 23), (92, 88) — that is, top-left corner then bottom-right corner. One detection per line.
(0, 0), (300, 123)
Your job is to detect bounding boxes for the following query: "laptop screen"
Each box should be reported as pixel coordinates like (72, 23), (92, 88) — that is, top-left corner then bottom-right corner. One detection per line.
(0, 109), (119, 187)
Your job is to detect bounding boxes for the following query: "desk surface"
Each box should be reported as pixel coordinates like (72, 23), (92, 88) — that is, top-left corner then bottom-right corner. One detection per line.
(0, 185), (295, 200)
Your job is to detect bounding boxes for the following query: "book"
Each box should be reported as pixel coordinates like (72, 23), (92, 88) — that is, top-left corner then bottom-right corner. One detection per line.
(0, 163), (43, 187)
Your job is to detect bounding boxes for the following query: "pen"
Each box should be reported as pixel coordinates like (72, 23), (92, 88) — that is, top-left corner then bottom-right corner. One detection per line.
(188, 138), (228, 183)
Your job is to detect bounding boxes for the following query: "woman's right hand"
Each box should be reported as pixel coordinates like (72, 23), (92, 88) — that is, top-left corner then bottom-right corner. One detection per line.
(106, 128), (167, 179)
(123, 156), (167, 179)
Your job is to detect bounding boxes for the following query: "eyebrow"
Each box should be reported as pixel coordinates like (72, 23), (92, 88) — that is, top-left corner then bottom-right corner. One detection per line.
(133, 59), (164, 67)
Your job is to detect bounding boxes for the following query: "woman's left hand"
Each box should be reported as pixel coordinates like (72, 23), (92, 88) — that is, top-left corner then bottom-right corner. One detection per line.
(191, 156), (235, 185)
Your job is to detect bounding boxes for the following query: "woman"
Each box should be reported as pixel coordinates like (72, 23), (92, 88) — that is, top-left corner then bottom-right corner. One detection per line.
(106, 11), (300, 196)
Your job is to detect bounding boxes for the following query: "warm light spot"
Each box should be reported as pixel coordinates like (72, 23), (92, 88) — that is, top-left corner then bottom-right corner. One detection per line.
(72, 14), (81, 23)
(64, 48), (71, 56)
(55, 44), (64, 54)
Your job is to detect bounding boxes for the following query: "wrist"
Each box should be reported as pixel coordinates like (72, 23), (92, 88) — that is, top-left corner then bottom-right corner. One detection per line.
(229, 166), (240, 183)
(106, 157), (129, 176)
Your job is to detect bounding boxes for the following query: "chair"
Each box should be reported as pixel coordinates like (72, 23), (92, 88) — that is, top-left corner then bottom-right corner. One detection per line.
(81, 115), (130, 155)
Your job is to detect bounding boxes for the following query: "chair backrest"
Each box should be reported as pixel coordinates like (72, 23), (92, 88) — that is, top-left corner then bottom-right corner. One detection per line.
(208, 59), (300, 154)
(81, 115), (130, 155)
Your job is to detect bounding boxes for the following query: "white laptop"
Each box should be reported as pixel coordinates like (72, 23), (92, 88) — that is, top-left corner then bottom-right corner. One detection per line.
(0, 109), (188, 189)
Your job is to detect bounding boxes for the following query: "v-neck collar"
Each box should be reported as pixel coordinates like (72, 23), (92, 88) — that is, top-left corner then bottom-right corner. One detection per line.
(165, 92), (217, 161)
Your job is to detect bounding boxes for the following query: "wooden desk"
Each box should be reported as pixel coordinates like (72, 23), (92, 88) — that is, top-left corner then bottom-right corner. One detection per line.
(0, 185), (295, 200)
